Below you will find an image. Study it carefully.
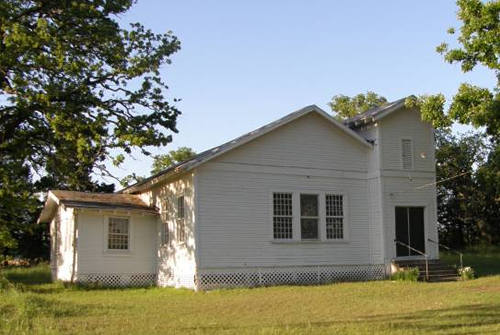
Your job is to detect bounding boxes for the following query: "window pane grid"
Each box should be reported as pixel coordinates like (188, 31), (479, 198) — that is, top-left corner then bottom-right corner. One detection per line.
(326, 195), (343, 217)
(326, 217), (344, 239)
(108, 218), (129, 250)
(326, 195), (344, 240)
(273, 193), (292, 239)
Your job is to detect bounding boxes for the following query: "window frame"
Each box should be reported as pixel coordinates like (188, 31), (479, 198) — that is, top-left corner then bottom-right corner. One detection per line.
(160, 211), (170, 247)
(272, 192), (294, 240)
(176, 195), (186, 243)
(105, 216), (131, 253)
(401, 137), (414, 170)
(325, 194), (345, 240)
(270, 190), (349, 243)
(300, 193), (320, 240)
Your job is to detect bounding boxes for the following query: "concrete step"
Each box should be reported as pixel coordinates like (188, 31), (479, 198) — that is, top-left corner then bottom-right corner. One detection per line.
(393, 259), (460, 282)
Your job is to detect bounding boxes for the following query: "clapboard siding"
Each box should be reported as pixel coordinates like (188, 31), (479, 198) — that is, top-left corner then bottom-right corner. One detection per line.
(76, 211), (157, 275)
(196, 166), (373, 268)
(212, 113), (368, 172)
(378, 107), (435, 172)
(138, 174), (197, 288)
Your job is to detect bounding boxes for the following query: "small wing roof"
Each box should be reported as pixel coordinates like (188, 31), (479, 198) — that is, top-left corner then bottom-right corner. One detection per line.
(343, 97), (408, 128)
(120, 104), (373, 194)
(38, 190), (157, 223)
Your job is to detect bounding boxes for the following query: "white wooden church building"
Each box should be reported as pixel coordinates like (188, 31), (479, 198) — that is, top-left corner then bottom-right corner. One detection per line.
(39, 99), (439, 289)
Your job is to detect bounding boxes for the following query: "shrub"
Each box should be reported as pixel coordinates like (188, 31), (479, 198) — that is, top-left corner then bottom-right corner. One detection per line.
(458, 266), (475, 280)
(391, 267), (419, 282)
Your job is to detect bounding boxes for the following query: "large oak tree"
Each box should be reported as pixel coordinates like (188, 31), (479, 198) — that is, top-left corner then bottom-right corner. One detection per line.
(0, 0), (181, 254)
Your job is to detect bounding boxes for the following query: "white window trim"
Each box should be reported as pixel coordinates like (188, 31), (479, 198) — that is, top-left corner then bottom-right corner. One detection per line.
(103, 215), (133, 255)
(401, 137), (414, 170)
(269, 190), (350, 244)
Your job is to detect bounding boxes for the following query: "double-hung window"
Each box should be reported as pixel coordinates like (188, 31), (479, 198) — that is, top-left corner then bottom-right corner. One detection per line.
(300, 194), (319, 240)
(326, 194), (344, 239)
(273, 193), (293, 239)
(176, 196), (185, 242)
(108, 217), (129, 250)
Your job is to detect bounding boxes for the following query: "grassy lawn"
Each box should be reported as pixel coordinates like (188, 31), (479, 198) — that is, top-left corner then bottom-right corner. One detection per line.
(1, 259), (500, 335)
(441, 246), (500, 277)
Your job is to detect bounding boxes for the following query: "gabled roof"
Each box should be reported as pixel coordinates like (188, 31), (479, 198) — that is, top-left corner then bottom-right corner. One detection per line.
(344, 97), (408, 128)
(38, 190), (157, 223)
(120, 105), (373, 194)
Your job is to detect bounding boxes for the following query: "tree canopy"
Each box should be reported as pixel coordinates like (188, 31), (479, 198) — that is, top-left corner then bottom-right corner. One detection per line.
(329, 92), (387, 119)
(151, 147), (196, 175)
(119, 147), (196, 187)
(409, 0), (499, 135)
(0, 0), (181, 254)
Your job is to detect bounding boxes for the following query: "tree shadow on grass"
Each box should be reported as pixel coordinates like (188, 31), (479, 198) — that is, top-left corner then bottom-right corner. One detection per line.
(172, 303), (500, 334)
(358, 303), (500, 334)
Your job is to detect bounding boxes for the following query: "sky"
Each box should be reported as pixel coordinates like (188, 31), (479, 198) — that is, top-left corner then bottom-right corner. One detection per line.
(105, 0), (495, 187)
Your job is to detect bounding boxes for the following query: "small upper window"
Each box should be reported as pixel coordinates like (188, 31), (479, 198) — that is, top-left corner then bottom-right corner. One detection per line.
(401, 139), (413, 170)
(108, 217), (129, 250)
(176, 196), (186, 242)
(300, 194), (319, 240)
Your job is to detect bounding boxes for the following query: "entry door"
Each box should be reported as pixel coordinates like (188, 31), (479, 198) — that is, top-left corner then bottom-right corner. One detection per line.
(395, 207), (425, 257)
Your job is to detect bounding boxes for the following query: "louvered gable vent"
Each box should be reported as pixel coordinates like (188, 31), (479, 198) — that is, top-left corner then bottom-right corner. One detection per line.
(401, 139), (413, 170)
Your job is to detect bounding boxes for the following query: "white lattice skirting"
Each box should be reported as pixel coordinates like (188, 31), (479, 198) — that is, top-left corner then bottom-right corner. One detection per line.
(196, 264), (387, 290)
(78, 273), (156, 287)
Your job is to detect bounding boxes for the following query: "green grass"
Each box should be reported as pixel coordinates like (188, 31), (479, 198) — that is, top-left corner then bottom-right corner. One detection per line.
(1, 260), (500, 334)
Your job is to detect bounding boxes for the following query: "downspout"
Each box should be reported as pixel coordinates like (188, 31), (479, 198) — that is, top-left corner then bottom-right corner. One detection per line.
(70, 209), (78, 284)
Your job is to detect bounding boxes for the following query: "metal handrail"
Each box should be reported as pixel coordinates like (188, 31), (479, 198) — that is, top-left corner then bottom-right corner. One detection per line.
(394, 239), (429, 281)
(427, 238), (463, 269)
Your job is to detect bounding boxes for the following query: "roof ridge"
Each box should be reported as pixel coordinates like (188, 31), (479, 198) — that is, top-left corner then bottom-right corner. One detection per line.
(119, 104), (371, 194)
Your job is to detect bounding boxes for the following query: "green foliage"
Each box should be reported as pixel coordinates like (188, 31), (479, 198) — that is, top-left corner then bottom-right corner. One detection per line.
(0, 1), (181, 254)
(418, 0), (500, 249)
(435, 130), (488, 247)
(390, 267), (420, 282)
(329, 91), (387, 119)
(119, 147), (196, 187)
(151, 147), (196, 175)
(422, 0), (500, 137)
(405, 95), (452, 129)
(438, 0), (499, 73)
